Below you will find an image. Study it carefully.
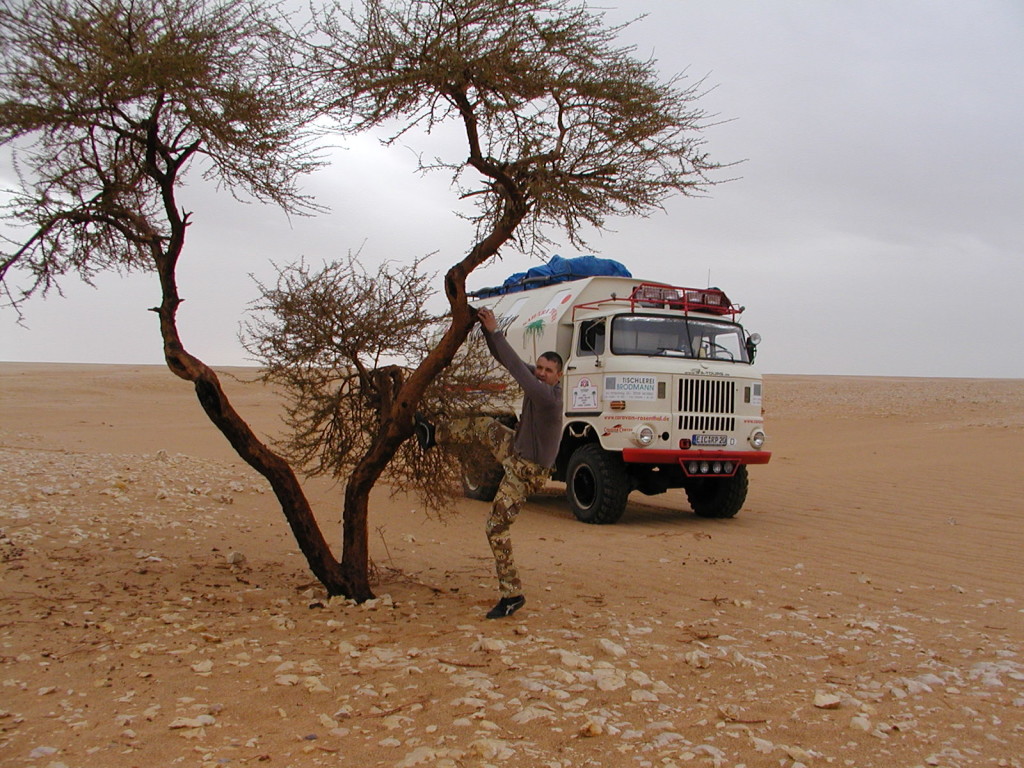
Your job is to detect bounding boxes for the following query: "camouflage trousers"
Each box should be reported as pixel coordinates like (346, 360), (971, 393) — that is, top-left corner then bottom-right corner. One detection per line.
(447, 417), (549, 597)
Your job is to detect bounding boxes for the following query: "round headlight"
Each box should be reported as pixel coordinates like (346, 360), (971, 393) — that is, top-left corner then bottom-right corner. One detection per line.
(749, 429), (766, 449)
(700, 461), (710, 474)
(633, 425), (655, 446)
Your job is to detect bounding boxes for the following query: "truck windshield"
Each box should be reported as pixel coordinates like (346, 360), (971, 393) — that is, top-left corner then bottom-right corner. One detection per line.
(610, 315), (751, 363)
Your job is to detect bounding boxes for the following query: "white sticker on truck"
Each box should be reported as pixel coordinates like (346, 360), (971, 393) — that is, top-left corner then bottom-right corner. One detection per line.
(604, 375), (657, 401)
(571, 377), (600, 410)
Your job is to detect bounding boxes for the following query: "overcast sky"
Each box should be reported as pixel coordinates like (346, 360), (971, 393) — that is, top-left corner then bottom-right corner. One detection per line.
(3, 0), (1023, 378)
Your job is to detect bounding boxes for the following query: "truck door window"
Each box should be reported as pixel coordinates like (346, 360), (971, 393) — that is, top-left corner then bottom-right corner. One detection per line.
(577, 320), (606, 356)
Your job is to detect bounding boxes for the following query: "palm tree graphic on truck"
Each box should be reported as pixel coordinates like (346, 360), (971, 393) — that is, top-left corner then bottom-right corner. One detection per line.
(523, 318), (546, 358)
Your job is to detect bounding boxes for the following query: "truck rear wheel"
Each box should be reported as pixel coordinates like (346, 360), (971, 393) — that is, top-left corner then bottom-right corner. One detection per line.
(685, 466), (748, 518)
(566, 443), (629, 524)
(462, 460), (504, 502)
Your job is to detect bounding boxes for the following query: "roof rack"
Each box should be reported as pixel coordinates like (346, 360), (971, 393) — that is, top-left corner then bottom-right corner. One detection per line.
(572, 282), (743, 320)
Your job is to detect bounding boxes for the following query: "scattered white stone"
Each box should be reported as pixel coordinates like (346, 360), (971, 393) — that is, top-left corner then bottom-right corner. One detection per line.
(337, 640), (359, 656)
(650, 731), (686, 748)
(814, 692), (842, 709)
(168, 715), (215, 729)
(303, 676), (331, 693)
(904, 678), (932, 695)
(693, 744), (725, 759)
(397, 747), (443, 767)
(850, 715), (872, 731)
(734, 650), (767, 671)
(684, 650), (711, 668)
(578, 717), (604, 737)
(592, 666), (627, 691)
(472, 636), (507, 653)
(597, 638), (627, 658)
(628, 670), (653, 686)
(785, 745), (815, 762)
(451, 696), (487, 709)
(511, 704), (557, 724)
(554, 650), (590, 669)
(969, 660), (1020, 687)
(469, 738), (514, 760)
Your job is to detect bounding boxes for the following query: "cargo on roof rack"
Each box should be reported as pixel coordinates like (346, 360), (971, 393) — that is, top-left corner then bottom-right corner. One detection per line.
(470, 254), (631, 298)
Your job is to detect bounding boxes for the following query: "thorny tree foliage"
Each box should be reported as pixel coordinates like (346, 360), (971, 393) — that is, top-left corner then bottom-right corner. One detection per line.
(0, 0), (321, 312)
(314, 0), (722, 255)
(0, 0), (360, 596)
(243, 255), (514, 513)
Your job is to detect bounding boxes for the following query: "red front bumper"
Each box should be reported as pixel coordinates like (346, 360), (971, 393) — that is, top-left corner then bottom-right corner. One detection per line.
(621, 449), (772, 466)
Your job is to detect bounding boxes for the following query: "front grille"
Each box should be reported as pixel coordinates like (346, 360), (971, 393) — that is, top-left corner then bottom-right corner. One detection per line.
(678, 378), (736, 432)
(681, 414), (736, 432)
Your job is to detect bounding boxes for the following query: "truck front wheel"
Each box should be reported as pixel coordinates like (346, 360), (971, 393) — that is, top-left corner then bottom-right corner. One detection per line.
(566, 444), (629, 524)
(685, 466), (749, 518)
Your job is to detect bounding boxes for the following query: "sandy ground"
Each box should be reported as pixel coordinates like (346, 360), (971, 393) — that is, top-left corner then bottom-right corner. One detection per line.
(1, 363), (1022, 768)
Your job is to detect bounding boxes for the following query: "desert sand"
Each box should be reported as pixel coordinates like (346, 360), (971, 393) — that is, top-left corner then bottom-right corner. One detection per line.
(1, 363), (1022, 768)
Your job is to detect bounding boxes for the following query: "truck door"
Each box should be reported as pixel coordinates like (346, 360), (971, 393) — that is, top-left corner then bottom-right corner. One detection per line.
(565, 319), (606, 416)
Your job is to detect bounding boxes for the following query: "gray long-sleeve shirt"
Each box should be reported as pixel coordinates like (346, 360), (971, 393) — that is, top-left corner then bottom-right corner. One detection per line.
(483, 327), (563, 468)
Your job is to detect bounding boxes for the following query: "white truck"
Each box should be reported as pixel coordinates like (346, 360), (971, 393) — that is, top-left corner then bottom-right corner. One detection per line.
(464, 260), (771, 523)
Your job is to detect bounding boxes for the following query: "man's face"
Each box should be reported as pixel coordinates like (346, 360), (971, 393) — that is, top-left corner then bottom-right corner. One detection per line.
(534, 356), (562, 386)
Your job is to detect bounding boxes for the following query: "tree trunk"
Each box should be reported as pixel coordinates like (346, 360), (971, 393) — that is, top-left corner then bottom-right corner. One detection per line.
(169, 344), (354, 594)
(151, 235), (353, 596)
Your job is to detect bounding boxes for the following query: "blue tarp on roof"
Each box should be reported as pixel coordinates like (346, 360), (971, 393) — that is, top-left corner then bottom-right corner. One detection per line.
(471, 255), (632, 298)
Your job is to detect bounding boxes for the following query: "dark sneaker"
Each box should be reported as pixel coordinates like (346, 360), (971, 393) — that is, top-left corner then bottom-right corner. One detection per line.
(413, 413), (436, 450)
(486, 595), (526, 619)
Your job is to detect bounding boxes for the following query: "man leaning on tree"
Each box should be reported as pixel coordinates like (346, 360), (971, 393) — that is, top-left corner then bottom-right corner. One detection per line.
(416, 306), (563, 619)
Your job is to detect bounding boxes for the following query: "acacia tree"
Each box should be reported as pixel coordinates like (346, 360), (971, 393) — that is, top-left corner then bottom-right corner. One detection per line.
(0, 0), (360, 592)
(286, 0), (723, 597)
(2, 0), (722, 603)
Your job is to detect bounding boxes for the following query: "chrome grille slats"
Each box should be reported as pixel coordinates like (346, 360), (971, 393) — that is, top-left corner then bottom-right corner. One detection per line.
(678, 378), (736, 432)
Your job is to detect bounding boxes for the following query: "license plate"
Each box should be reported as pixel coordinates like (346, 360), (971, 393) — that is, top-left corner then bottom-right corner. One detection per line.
(692, 434), (728, 447)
